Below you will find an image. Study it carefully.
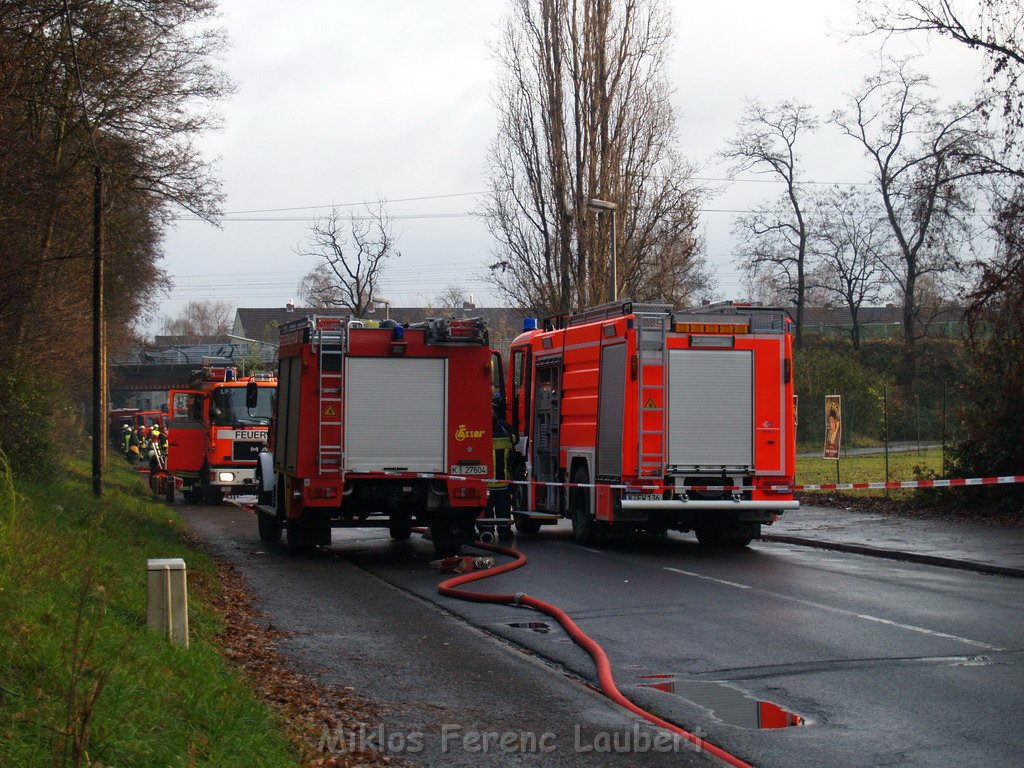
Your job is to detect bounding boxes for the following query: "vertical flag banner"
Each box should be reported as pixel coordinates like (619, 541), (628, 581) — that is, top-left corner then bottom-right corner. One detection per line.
(824, 395), (842, 459)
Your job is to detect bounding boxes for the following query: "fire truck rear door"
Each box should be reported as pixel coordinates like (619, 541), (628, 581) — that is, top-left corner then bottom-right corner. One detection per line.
(166, 389), (207, 473)
(667, 349), (754, 470)
(344, 357), (447, 472)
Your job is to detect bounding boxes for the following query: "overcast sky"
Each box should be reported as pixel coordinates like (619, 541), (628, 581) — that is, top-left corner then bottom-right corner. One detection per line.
(155, 0), (986, 334)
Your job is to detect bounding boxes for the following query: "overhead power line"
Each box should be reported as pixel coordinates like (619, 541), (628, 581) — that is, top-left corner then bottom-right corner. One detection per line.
(174, 176), (884, 221)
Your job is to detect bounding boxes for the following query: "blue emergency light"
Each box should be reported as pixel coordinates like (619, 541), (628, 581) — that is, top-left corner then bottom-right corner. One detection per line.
(523, 317), (539, 331)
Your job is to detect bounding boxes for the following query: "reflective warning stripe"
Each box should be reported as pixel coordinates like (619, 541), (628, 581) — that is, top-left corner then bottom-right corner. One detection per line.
(400, 472), (1024, 492)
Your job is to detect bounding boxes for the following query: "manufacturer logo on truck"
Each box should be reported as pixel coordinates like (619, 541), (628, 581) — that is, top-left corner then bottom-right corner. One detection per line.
(455, 424), (485, 441)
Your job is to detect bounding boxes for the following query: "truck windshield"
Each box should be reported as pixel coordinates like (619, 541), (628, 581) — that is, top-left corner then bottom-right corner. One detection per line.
(211, 386), (274, 427)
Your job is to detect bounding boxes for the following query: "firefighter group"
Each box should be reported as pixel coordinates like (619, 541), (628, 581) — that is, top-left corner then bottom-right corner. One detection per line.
(120, 421), (168, 471)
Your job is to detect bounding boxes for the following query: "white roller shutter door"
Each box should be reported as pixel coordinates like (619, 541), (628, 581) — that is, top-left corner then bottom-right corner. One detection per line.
(345, 357), (447, 472)
(668, 349), (753, 469)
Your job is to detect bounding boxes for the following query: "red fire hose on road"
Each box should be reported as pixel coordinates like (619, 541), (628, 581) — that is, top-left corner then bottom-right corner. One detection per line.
(436, 538), (754, 768)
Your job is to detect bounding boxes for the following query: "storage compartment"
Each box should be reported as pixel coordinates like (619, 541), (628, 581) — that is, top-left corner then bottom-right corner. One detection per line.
(344, 357), (447, 472)
(667, 349), (753, 470)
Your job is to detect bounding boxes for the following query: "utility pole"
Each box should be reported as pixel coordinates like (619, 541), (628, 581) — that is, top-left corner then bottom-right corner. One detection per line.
(92, 164), (105, 497)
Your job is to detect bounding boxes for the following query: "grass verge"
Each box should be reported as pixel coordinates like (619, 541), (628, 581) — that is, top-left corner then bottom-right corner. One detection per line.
(796, 448), (945, 487)
(0, 454), (297, 767)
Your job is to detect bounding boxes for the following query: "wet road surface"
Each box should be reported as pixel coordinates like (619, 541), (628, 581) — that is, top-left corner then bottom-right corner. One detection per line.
(186, 504), (1024, 767)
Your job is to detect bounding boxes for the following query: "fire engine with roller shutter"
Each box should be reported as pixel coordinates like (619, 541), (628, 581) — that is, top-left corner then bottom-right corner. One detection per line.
(255, 315), (500, 555)
(166, 365), (277, 504)
(507, 300), (798, 546)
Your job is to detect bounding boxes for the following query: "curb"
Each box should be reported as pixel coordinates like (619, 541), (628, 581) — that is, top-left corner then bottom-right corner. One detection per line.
(760, 534), (1024, 579)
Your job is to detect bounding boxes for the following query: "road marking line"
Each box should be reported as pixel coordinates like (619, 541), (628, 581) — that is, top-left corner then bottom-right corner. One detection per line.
(661, 567), (1005, 651)
(771, 593), (1007, 652)
(663, 567), (751, 590)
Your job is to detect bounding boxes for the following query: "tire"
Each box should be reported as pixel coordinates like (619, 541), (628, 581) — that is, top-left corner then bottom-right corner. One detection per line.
(285, 520), (329, 552)
(570, 468), (597, 546)
(694, 525), (725, 546)
(203, 488), (225, 505)
(389, 524), (412, 541)
(695, 525), (753, 548)
(513, 512), (541, 535)
(182, 487), (202, 505)
(257, 508), (282, 543)
(430, 513), (475, 557)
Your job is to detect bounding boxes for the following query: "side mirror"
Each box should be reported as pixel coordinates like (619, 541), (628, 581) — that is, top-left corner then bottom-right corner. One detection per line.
(246, 381), (259, 409)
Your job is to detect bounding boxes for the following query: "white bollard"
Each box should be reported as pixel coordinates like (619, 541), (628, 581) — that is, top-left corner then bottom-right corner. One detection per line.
(146, 558), (189, 648)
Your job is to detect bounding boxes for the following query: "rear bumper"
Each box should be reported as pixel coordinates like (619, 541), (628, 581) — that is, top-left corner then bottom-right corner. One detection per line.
(620, 499), (799, 512)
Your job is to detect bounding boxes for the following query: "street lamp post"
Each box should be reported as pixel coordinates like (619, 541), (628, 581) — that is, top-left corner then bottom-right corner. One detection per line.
(371, 297), (391, 320)
(587, 198), (618, 301)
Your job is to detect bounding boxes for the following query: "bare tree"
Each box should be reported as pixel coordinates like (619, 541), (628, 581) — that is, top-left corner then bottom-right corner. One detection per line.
(721, 99), (817, 346)
(295, 204), (399, 317)
(807, 186), (889, 349)
(733, 198), (811, 311)
(433, 284), (472, 311)
(484, 0), (709, 316)
(161, 300), (233, 342)
(832, 60), (988, 384)
(856, 0), (1024, 141)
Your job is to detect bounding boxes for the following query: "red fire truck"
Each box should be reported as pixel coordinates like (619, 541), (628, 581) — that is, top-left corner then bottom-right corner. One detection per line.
(166, 365), (277, 504)
(255, 315), (499, 555)
(507, 300), (798, 547)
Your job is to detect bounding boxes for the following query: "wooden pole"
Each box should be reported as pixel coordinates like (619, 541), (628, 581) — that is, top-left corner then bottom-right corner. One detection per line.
(91, 165), (105, 497)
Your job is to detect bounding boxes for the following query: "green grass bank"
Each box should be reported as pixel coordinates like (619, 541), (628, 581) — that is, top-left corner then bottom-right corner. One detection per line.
(0, 455), (297, 767)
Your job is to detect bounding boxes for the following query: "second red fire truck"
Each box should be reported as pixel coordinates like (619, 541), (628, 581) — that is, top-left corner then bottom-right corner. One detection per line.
(506, 300), (798, 546)
(255, 315), (500, 555)
(166, 365), (277, 504)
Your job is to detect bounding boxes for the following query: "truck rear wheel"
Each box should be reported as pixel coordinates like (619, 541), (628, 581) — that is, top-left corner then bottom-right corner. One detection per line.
(257, 508), (282, 543)
(389, 524), (412, 541)
(430, 513), (475, 557)
(695, 522), (757, 548)
(570, 468), (599, 546)
(286, 519), (329, 551)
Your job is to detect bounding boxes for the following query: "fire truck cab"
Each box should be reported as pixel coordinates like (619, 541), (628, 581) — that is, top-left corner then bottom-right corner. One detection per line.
(508, 300), (798, 547)
(166, 365), (277, 504)
(255, 315), (499, 556)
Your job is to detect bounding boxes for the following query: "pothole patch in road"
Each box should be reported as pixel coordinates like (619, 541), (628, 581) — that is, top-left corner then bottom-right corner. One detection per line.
(637, 675), (808, 729)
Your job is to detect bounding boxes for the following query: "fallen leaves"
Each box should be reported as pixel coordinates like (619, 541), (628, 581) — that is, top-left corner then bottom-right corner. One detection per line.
(205, 562), (410, 768)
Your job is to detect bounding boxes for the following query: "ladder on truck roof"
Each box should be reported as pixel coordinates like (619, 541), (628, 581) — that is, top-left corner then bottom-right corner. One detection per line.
(636, 308), (670, 478)
(313, 319), (345, 475)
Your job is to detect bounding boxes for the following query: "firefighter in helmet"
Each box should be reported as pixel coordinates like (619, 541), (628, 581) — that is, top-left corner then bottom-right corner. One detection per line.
(121, 423), (133, 457)
(148, 425), (168, 472)
(487, 396), (517, 540)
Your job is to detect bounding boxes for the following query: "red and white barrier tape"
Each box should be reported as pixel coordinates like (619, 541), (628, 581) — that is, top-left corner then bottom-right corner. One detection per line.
(783, 475), (1024, 492)
(399, 471), (1024, 493)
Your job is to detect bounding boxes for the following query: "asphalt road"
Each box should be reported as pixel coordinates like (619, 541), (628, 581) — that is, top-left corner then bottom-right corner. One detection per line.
(186, 503), (1024, 767)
